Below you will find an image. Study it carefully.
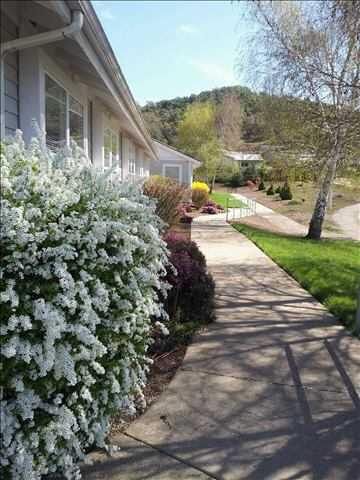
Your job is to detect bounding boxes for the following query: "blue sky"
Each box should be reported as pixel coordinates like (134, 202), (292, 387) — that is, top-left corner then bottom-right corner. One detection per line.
(92, 1), (249, 105)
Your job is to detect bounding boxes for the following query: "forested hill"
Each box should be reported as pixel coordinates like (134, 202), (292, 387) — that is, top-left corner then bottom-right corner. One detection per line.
(141, 85), (272, 148)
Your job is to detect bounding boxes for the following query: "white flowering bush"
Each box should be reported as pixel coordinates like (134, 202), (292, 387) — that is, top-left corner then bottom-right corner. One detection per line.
(0, 132), (169, 479)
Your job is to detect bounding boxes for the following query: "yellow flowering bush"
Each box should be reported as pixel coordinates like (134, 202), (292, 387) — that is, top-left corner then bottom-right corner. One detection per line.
(192, 181), (209, 193)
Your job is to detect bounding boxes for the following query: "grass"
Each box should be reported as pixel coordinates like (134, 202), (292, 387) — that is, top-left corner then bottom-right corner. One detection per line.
(233, 224), (360, 333)
(243, 178), (360, 231)
(210, 191), (247, 209)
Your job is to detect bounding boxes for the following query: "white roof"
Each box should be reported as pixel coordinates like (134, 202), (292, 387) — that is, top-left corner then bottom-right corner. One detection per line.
(224, 150), (263, 162)
(154, 140), (201, 167)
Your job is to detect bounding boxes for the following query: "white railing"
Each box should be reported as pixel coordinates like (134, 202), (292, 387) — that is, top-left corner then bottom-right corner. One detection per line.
(226, 197), (257, 222)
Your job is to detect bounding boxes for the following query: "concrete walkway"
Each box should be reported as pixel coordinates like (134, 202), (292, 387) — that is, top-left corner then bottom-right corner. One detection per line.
(83, 217), (360, 480)
(332, 203), (360, 241)
(232, 193), (307, 236)
(231, 193), (349, 239)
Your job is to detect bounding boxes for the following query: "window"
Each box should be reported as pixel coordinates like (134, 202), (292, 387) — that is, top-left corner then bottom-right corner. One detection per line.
(88, 101), (93, 162)
(163, 164), (181, 182)
(45, 75), (66, 149)
(129, 141), (136, 175)
(118, 132), (123, 175)
(69, 96), (84, 147)
(138, 149), (144, 177)
(103, 128), (118, 169)
(45, 74), (84, 150)
(143, 155), (150, 177)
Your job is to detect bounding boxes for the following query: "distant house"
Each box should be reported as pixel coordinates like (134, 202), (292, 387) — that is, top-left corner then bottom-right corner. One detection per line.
(223, 150), (264, 169)
(0, 0), (158, 181)
(152, 140), (201, 187)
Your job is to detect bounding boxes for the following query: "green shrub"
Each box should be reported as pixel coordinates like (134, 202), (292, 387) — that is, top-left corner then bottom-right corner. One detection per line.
(275, 185), (281, 194)
(280, 182), (293, 200)
(164, 233), (215, 326)
(242, 165), (257, 182)
(226, 172), (244, 188)
(216, 164), (234, 184)
(192, 188), (209, 208)
(258, 179), (265, 191)
(144, 175), (189, 228)
(266, 184), (275, 195)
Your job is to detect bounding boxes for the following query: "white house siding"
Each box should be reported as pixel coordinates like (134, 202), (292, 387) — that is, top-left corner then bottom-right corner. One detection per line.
(152, 158), (194, 186)
(1, 11), (19, 136)
(13, 44), (149, 180)
(19, 48), (90, 149)
(151, 141), (199, 188)
(1, 1), (157, 182)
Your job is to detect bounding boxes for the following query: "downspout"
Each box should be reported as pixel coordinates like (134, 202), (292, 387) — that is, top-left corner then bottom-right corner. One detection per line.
(0, 10), (84, 139)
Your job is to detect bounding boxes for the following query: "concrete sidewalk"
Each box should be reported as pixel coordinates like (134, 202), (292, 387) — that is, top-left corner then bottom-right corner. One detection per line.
(232, 193), (307, 236)
(83, 217), (360, 480)
(332, 203), (360, 241)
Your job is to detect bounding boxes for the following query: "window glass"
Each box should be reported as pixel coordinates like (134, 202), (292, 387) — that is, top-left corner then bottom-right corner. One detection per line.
(104, 129), (111, 168)
(129, 142), (136, 174)
(164, 165), (181, 181)
(45, 75), (66, 149)
(88, 101), (93, 162)
(69, 96), (84, 147)
(69, 96), (83, 115)
(46, 75), (66, 103)
(45, 75), (85, 151)
(111, 132), (118, 166)
(118, 132), (123, 171)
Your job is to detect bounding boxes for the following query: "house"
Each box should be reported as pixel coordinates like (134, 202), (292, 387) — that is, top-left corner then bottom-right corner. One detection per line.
(0, 0), (158, 181)
(223, 149), (264, 170)
(151, 140), (201, 187)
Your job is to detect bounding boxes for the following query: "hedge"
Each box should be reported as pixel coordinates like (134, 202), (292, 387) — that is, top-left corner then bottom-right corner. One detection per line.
(0, 133), (169, 479)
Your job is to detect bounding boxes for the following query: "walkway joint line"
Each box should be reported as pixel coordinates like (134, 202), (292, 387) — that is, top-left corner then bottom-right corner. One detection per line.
(180, 367), (347, 394)
(123, 432), (220, 480)
(324, 339), (360, 411)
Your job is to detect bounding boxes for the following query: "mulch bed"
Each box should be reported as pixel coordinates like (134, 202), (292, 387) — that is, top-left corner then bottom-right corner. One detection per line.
(110, 346), (187, 436)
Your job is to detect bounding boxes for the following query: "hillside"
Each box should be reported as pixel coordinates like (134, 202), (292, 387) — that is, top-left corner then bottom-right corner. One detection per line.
(141, 86), (271, 148)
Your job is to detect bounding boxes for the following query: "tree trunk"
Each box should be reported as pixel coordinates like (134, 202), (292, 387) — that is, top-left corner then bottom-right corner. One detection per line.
(307, 151), (339, 240)
(328, 187), (333, 211)
(209, 175), (216, 194)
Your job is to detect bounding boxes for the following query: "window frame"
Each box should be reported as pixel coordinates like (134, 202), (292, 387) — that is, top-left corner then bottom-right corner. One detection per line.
(103, 126), (119, 170)
(44, 71), (85, 151)
(68, 95), (84, 148)
(129, 141), (136, 175)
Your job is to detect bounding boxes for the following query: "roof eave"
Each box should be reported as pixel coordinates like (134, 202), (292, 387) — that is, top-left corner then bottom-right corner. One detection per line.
(154, 140), (202, 166)
(59, 0), (158, 161)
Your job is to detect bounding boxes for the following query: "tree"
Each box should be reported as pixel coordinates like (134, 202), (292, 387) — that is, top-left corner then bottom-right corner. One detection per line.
(215, 94), (243, 149)
(142, 110), (167, 143)
(141, 85), (271, 147)
(176, 102), (222, 192)
(243, 0), (360, 239)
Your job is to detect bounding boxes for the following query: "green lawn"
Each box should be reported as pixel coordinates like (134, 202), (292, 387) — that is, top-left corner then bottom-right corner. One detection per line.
(210, 191), (247, 209)
(233, 224), (360, 333)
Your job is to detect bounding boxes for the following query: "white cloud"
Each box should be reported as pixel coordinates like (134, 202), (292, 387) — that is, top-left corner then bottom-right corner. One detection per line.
(176, 24), (199, 35)
(189, 60), (236, 84)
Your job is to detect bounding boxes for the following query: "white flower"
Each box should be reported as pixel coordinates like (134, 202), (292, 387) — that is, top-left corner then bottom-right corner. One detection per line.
(155, 321), (170, 336)
(1, 131), (170, 480)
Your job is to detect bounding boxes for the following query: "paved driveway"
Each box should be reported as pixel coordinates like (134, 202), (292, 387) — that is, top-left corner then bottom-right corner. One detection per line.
(83, 217), (360, 480)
